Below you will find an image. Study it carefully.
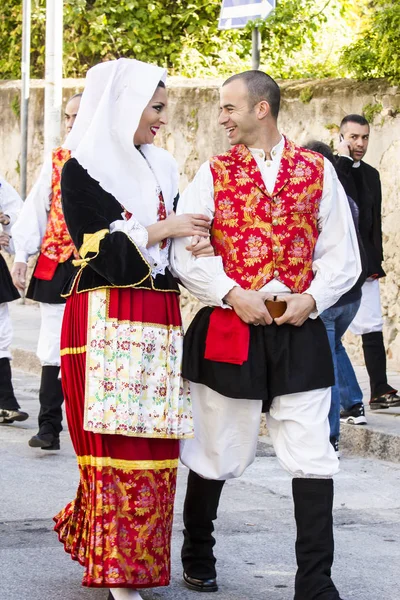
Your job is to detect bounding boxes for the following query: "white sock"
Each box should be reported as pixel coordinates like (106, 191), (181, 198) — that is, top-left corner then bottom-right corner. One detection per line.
(109, 589), (142, 600)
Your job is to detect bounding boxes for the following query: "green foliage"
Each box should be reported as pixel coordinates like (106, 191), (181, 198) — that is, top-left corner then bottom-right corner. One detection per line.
(0, 0), (351, 80)
(0, 0), (46, 79)
(362, 102), (383, 123)
(1, 0), (248, 78)
(299, 86), (314, 104)
(324, 123), (339, 132)
(10, 94), (20, 119)
(340, 1), (400, 84)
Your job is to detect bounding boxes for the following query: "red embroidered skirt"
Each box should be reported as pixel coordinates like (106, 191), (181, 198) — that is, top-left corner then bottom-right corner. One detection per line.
(54, 287), (180, 589)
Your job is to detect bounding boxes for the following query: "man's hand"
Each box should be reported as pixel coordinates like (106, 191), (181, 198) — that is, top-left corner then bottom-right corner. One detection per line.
(224, 287), (273, 326)
(11, 262), (27, 291)
(274, 293), (316, 327)
(0, 211), (10, 226)
(336, 139), (351, 157)
(186, 235), (215, 258)
(0, 231), (10, 248)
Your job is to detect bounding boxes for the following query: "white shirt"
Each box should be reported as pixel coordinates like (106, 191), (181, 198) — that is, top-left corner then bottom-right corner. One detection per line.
(170, 141), (361, 316)
(0, 175), (23, 254)
(12, 155), (53, 263)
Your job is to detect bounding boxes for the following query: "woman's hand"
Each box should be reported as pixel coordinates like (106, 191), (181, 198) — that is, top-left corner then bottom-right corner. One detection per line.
(186, 235), (215, 258)
(0, 211), (11, 226)
(0, 231), (10, 249)
(164, 212), (211, 239)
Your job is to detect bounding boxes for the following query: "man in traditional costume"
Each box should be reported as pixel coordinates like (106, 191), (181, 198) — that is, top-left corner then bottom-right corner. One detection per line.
(336, 114), (400, 419)
(171, 71), (361, 600)
(11, 93), (82, 450)
(53, 59), (211, 600)
(0, 176), (28, 423)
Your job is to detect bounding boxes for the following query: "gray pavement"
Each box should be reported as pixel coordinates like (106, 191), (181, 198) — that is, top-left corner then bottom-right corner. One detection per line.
(1, 369), (400, 600)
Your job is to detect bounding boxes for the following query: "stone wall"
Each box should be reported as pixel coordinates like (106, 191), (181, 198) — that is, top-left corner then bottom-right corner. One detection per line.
(1, 77), (400, 366)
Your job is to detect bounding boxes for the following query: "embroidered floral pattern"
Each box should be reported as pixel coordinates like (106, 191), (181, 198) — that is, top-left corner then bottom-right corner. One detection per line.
(157, 188), (168, 250)
(40, 147), (79, 263)
(210, 140), (324, 293)
(84, 289), (193, 439)
(54, 457), (177, 588)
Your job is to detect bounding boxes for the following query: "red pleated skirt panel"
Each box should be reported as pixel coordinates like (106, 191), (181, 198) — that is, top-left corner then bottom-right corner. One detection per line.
(54, 287), (180, 589)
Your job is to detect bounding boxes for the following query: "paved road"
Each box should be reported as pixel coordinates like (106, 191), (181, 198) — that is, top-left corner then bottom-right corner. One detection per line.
(1, 369), (400, 600)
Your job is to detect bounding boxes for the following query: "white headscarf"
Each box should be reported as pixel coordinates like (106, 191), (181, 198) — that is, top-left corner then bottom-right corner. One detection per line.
(63, 58), (176, 227)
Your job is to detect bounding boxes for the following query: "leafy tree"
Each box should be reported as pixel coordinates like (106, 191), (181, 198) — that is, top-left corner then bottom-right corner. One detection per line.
(340, 1), (400, 84)
(0, 0), (353, 80)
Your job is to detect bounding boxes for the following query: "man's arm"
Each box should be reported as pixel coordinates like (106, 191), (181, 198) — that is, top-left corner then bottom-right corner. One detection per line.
(10, 155), (53, 290)
(170, 162), (238, 306)
(11, 155), (53, 263)
(296, 158), (362, 316)
(371, 168), (384, 264)
(0, 177), (23, 253)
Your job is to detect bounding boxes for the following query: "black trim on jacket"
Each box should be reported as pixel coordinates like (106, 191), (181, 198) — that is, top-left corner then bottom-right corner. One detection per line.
(60, 158), (179, 296)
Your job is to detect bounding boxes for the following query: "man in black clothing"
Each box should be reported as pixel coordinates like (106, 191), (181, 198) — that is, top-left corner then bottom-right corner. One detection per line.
(336, 114), (400, 413)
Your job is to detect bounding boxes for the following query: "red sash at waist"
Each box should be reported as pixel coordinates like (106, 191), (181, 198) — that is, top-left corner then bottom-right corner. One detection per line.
(204, 307), (250, 365)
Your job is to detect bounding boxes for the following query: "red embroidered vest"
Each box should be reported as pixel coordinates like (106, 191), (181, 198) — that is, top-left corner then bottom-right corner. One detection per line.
(35, 147), (78, 280)
(210, 139), (324, 293)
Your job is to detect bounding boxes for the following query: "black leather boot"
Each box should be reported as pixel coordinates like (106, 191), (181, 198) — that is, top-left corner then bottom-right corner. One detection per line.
(28, 365), (63, 449)
(0, 357), (28, 422)
(293, 478), (342, 600)
(362, 331), (396, 399)
(182, 470), (225, 592)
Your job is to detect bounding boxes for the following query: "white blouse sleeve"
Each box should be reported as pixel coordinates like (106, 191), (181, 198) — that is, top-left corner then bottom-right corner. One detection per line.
(0, 177), (23, 228)
(0, 176), (23, 253)
(170, 162), (237, 306)
(109, 216), (149, 250)
(11, 155), (53, 263)
(306, 158), (362, 315)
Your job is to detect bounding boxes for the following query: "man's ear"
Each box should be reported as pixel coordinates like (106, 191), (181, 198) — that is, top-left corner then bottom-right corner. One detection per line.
(256, 100), (270, 120)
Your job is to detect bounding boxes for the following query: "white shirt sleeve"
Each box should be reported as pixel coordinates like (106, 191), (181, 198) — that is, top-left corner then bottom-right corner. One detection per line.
(0, 177), (23, 253)
(170, 162), (237, 306)
(11, 155), (53, 263)
(306, 158), (362, 315)
(0, 177), (23, 228)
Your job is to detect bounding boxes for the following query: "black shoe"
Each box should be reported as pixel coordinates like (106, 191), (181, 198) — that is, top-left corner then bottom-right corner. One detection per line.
(183, 572), (218, 593)
(29, 432), (60, 450)
(370, 392), (400, 410)
(0, 408), (29, 423)
(340, 402), (367, 424)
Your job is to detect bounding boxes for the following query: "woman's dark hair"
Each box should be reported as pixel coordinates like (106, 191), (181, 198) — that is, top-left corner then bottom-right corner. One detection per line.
(303, 140), (335, 167)
(157, 80), (165, 89)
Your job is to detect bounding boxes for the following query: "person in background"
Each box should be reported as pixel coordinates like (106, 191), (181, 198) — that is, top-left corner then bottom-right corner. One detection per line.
(304, 140), (368, 455)
(336, 114), (400, 416)
(11, 93), (82, 451)
(0, 175), (28, 424)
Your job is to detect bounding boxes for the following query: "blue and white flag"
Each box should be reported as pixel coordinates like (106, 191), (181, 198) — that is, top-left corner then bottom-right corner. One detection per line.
(218, 0), (276, 30)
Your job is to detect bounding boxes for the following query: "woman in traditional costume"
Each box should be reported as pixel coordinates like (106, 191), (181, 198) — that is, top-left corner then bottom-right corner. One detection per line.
(53, 58), (211, 600)
(0, 175), (28, 423)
